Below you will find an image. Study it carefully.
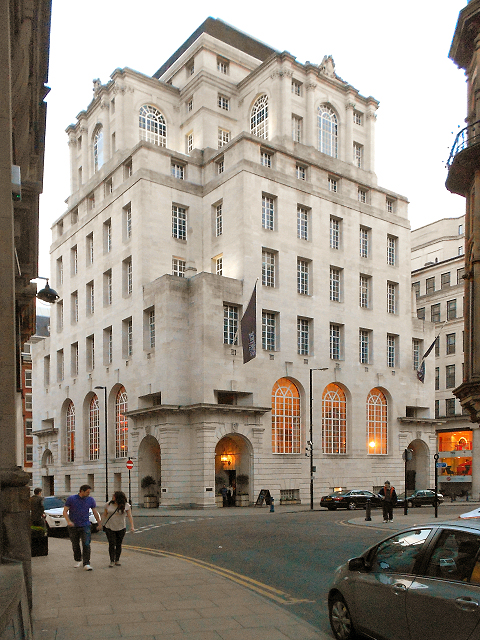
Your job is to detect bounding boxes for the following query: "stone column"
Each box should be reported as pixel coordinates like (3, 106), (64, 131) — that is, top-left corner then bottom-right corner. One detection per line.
(305, 74), (317, 148)
(79, 123), (89, 185)
(193, 425), (217, 508)
(345, 101), (355, 166)
(366, 102), (377, 174)
(67, 129), (77, 194)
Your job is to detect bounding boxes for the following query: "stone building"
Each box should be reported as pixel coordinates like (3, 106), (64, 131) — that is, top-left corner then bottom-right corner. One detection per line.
(32, 19), (434, 507)
(411, 216), (474, 498)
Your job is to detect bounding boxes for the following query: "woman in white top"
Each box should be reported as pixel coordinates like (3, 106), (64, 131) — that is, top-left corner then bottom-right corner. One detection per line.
(103, 491), (135, 567)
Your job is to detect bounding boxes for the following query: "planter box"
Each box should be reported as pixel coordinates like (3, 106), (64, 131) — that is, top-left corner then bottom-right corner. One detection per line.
(31, 527), (48, 557)
(215, 495), (223, 507)
(143, 496), (159, 508)
(235, 495), (249, 507)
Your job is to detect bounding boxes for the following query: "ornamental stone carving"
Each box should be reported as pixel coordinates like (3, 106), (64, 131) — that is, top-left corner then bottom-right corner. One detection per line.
(319, 55), (336, 78)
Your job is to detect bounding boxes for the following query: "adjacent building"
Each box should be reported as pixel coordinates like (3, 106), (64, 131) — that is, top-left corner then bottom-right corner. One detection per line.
(32, 19), (435, 507)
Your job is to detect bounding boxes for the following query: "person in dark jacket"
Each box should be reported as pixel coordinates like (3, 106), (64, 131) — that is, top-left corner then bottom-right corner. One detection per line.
(30, 487), (45, 527)
(379, 480), (397, 522)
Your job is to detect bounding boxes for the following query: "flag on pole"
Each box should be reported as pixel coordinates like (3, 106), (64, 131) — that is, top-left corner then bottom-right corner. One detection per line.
(416, 336), (438, 383)
(240, 283), (256, 364)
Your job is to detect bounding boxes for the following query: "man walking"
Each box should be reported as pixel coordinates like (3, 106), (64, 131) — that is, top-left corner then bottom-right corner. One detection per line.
(30, 487), (45, 527)
(63, 485), (102, 570)
(379, 480), (397, 523)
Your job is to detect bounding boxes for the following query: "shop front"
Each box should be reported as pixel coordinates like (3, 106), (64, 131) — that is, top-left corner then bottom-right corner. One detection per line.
(438, 429), (473, 498)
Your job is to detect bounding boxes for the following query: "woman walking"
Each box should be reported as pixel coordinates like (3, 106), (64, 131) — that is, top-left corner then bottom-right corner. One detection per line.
(103, 491), (135, 567)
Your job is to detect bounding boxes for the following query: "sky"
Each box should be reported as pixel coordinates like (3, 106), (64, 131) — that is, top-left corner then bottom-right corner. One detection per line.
(38, 0), (468, 289)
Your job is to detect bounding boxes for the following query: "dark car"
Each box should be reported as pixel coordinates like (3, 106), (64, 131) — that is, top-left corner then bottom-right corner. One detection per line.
(320, 489), (382, 511)
(396, 489), (444, 508)
(328, 520), (480, 640)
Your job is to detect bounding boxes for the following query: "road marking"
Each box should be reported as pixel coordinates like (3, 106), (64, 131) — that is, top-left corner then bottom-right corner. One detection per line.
(116, 542), (312, 605)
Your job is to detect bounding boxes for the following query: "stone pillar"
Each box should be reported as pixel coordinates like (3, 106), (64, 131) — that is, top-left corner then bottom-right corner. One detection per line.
(305, 74), (317, 148)
(366, 100), (377, 174)
(345, 101), (355, 166)
(193, 425), (217, 508)
(67, 129), (77, 194)
(79, 123), (89, 185)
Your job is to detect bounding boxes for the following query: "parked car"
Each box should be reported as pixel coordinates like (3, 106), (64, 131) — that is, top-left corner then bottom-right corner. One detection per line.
(328, 520), (480, 640)
(43, 496), (99, 535)
(396, 489), (444, 508)
(320, 490), (382, 511)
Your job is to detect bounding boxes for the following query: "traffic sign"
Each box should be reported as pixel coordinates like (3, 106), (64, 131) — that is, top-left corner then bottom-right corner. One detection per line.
(126, 460), (133, 470)
(436, 462), (447, 468)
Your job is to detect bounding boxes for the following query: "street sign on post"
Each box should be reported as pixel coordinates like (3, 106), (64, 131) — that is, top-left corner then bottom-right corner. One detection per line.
(126, 460), (133, 470)
(436, 462), (447, 468)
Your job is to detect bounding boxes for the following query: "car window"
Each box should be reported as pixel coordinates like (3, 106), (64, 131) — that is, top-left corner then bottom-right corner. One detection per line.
(424, 530), (480, 583)
(370, 529), (431, 575)
(43, 497), (66, 509)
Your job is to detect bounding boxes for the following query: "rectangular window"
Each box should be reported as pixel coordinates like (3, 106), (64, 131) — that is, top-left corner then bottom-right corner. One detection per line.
(56, 257), (63, 286)
(26, 445), (33, 463)
(435, 399), (440, 418)
(457, 267), (465, 284)
(57, 300), (63, 331)
(123, 258), (132, 296)
(446, 333), (456, 355)
(25, 393), (32, 412)
(171, 162), (185, 179)
(262, 195), (275, 230)
(217, 58), (229, 74)
(353, 143), (363, 168)
(386, 198), (395, 214)
(358, 188), (368, 204)
(103, 327), (113, 365)
(44, 355), (50, 386)
(446, 364), (456, 389)
(435, 367), (439, 390)
(297, 206), (308, 240)
(412, 281), (420, 298)
(297, 318), (310, 355)
(122, 318), (133, 358)
(260, 151), (272, 167)
(87, 193), (95, 211)
(262, 312), (276, 351)
(87, 281), (94, 315)
(124, 159), (132, 179)
(215, 203), (223, 237)
(426, 277), (435, 295)
(291, 80), (302, 96)
(123, 203), (132, 240)
(435, 336), (440, 357)
(387, 235), (397, 266)
(223, 305), (238, 345)
(446, 398), (456, 417)
(360, 227), (369, 258)
(447, 299), (457, 320)
(296, 165), (306, 180)
(359, 329), (370, 364)
(330, 324), (341, 360)
(359, 274), (370, 308)
(86, 335), (95, 371)
(292, 115), (302, 143)
(25, 420), (33, 436)
(330, 267), (341, 302)
(24, 369), (32, 388)
(57, 349), (64, 382)
(412, 339), (421, 371)
(71, 245), (78, 276)
(262, 250), (275, 287)
(328, 176), (338, 192)
(387, 334), (396, 368)
(103, 219), (112, 253)
(172, 205), (187, 240)
(218, 128), (230, 148)
(104, 270), (112, 305)
(417, 307), (425, 320)
(172, 258), (185, 277)
(297, 259), (309, 295)
(187, 97), (193, 112)
(431, 303), (441, 323)
(387, 282), (397, 314)
(217, 158), (224, 174)
(86, 233), (94, 265)
(441, 272), (451, 288)
(353, 110), (363, 125)
(330, 217), (340, 249)
(215, 256), (223, 276)
(186, 132), (193, 153)
(71, 291), (78, 323)
(71, 343), (78, 377)
(148, 309), (155, 349)
(218, 94), (229, 110)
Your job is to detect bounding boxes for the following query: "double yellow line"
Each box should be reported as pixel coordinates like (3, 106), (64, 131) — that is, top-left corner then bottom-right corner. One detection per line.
(117, 542), (312, 605)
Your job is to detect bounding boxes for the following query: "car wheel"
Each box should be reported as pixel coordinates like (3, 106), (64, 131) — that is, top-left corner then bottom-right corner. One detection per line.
(347, 501), (356, 510)
(329, 593), (356, 640)
(407, 500), (414, 508)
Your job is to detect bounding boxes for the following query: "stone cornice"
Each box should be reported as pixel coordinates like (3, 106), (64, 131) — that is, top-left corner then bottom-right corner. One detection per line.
(126, 403), (271, 419)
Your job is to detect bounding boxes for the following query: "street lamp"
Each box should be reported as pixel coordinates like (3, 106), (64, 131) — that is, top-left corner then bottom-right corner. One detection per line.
(94, 386), (108, 502)
(309, 368), (328, 510)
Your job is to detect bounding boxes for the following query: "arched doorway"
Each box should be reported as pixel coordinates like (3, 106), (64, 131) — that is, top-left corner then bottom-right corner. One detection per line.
(41, 449), (54, 496)
(138, 435), (161, 503)
(215, 435), (253, 506)
(406, 439), (430, 490)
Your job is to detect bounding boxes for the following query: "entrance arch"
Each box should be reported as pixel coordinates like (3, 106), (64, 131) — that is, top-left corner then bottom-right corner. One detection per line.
(215, 434), (253, 505)
(406, 439), (430, 490)
(138, 435), (161, 499)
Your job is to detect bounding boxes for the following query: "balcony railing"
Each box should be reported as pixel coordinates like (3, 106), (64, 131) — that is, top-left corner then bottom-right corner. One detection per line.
(447, 120), (480, 167)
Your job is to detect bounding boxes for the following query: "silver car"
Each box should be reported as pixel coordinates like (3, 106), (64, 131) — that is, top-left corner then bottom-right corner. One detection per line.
(328, 520), (480, 640)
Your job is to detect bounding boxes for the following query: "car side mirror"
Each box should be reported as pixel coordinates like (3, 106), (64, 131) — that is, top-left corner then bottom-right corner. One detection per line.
(348, 557), (366, 571)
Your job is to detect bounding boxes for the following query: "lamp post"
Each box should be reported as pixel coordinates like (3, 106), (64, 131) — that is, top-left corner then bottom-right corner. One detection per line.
(95, 386), (108, 502)
(309, 368), (328, 510)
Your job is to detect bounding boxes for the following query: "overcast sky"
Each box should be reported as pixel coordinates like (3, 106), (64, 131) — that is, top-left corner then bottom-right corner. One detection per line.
(38, 0), (468, 286)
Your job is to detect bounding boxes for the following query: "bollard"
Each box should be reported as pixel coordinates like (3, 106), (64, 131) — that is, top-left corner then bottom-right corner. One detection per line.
(270, 497), (275, 513)
(365, 498), (371, 521)
(466, 491), (469, 502)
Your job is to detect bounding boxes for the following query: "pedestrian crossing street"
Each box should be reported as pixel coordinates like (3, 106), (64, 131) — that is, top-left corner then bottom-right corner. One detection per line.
(128, 517), (215, 534)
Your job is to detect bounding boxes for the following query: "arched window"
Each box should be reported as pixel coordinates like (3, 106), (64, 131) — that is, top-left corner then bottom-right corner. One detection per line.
(321, 383), (346, 454)
(115, 386), (128, 458)
(272, 378), (300, 453)
(66, 401), (75, 462)
(250, 95), (268, 140)
(93, 126), (104, 172)
(318, 105), (338, 158)
(366, 388), (387, 454)
(139, 105), (167, 147)
(89, 395), (100, 461)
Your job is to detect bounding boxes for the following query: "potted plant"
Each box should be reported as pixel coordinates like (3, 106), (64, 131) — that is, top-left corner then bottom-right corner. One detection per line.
(235, 474), (249, 506)
(141, 475), (158, 508)
(31, 525), (48, 556)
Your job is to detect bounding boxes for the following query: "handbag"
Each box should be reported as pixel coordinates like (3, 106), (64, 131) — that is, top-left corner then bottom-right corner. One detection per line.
(102, 506), (118, 530)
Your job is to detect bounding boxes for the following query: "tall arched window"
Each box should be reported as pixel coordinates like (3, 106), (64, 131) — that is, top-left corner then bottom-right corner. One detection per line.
(93, 126), (104, 172)
(66, 401), (75, 462)
(115, 386), (128, 458)
(89, 395), (100, 461)
(139, 105), (167, 147)
(317, 105), (338, 158)
(250, 95), (268, 140)
(366, 388), (387, 454)
(272, 378), (300, 453)
(321, 383), (346, 454)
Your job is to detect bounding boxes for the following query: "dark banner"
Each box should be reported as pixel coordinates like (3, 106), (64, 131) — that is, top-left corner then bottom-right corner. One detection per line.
(241, 283), (256, 364)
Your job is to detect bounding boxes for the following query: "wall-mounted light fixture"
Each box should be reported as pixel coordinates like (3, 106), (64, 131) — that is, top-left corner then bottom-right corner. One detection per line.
(34, 277), (59, 303)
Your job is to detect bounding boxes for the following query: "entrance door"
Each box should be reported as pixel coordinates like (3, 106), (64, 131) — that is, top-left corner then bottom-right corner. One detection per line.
(42, 476), (54, 496)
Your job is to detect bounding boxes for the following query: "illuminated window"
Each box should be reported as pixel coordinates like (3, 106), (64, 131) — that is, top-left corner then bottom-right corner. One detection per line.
(89, 395), (100, 461)
(271, 378), (300, 454)
(66, 401), (75, 463)
(322, 383), (346, 454)
(367, 388), (387, 454)
(115, 387), (128, 458)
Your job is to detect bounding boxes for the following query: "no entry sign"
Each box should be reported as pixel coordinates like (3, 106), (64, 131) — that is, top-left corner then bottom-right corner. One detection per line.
(126, 460), (133, 470)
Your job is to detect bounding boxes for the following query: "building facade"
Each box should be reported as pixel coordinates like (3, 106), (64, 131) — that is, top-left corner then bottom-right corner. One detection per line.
(32, 19), (434, 507)
(411, 216), (475, 498)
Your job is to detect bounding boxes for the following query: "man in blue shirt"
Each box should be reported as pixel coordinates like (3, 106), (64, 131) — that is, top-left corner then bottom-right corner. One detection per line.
(63, 485), (102, 570)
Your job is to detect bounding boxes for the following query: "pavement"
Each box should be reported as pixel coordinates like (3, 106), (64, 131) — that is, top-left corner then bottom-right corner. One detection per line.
(31, 500), (479, 640)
